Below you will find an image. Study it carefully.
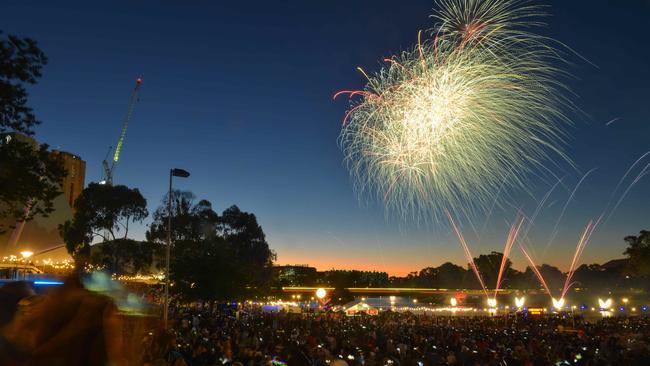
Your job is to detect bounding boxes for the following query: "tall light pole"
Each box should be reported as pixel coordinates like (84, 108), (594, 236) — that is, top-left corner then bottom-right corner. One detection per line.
(20, 250), (33, 280)
(164, 168), (190, 330)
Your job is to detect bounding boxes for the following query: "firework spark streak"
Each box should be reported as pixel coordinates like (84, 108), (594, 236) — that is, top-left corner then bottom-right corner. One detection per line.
(543, 168), (597, 256)
(518, 242), (553, 298)
(494, 216), (525, 298)
(604, 152), (650, 223)
(560, 216), (602, 299)
(337, 0), (575, 221)
(447, 211), (488, 297)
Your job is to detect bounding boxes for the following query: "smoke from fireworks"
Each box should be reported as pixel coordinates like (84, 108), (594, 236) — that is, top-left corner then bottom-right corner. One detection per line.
(337, 0), (574, 222)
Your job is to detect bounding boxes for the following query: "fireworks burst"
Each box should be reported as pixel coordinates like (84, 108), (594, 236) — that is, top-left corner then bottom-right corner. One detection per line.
(337, 0), (574, 222)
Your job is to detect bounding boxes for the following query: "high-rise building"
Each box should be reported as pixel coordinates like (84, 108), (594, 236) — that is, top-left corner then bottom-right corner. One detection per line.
(1, 134), (84, 257)
(50, 150), (86, 211)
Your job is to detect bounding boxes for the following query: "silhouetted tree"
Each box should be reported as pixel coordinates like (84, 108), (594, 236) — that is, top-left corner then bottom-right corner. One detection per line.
(171, 238), (238, 301)
(147, 197), (276, 301)
(89, 239), (160, 274)
(471, 251), (511, 289)
(623, 230), (650, 277)
(416, 262), (466, 288)
(572, 263), (621, 290)
(435, 262), (467, 288)
(59, 183), (148, 259)
(219, 205), (276, 293)
(0, 32), (65, 233)
(146, 190), (219, 243)
(537, 264), (566, 293)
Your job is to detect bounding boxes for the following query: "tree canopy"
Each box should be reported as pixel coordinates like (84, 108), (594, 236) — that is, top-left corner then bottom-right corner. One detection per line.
(0, 32), (65, 233)
(59, 183), (148, 258)
(146, 191), (276, 301)
(624, 230), (650, 277)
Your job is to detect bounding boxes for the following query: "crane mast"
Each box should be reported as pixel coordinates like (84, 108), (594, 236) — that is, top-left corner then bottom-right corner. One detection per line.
(102, 78), (142, 185)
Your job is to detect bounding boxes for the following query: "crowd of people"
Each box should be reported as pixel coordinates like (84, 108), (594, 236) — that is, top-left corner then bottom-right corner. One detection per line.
(144, 305), (650, 366)
(1, 278), (649, 365)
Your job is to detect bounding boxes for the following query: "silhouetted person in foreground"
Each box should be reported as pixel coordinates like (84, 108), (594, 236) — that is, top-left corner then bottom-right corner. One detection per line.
(0, 281), (34, 328)
(0, 274), (125, 366)
(0, 281), (35, 365)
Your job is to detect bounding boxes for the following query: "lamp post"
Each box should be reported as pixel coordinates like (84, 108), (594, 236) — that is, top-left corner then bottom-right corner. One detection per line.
(20, 250), (33, 280)
(164, 168), (190, 330)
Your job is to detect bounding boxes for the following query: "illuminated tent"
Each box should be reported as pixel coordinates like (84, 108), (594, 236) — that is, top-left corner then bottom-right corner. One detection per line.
(343, 301), (379, 316)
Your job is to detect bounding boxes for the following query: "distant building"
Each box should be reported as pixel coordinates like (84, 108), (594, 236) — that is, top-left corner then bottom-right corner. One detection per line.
(273, 264), (318, 286)
(272, 265), (390, 288)
(50, 150), (86, 211)
(0, 134), (85, 258)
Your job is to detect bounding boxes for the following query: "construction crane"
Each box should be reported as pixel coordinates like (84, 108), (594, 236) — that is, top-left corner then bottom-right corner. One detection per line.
(101, 78), (143, 185)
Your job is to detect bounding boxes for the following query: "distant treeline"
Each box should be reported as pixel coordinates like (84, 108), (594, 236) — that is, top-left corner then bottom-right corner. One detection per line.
(276, 232), (650, 292)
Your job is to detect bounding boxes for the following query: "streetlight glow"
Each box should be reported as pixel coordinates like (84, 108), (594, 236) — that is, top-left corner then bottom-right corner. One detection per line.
(515, 297), (525, 308)
(598, 298), (613, 309)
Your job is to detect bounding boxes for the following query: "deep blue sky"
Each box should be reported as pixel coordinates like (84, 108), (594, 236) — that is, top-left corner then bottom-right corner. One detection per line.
(3, 0), (649, 275)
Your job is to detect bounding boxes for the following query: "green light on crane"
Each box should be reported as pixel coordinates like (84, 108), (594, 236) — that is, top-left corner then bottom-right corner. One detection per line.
(102, 78), (142, 185)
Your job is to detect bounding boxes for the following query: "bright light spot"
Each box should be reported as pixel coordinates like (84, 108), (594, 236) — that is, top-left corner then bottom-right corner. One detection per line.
(316, 288), (327, 299)
(598, 298), (612, 309)
(552, 298), (565, 310)
(514, 297), (525, 308)
(20, 250), (33, 259)
(450, 298), (458, 307)
(33, 280), (64, 285)
(487, 298), (497, 308)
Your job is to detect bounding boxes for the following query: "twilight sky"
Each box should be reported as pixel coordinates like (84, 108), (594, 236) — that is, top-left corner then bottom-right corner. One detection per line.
(2, 0), (649, 275)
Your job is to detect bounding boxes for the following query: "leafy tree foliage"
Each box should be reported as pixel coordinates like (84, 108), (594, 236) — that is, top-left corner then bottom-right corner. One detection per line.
(321, 270), (388, 290)
(89, 239), (160, 274)
(415, 262), (466, 288)
(146, 192), (275, 301)
(624, 230), (650, 277)
(146, 190), (218, 243)
(171, 238), (238, 301)
(0, 32), (47, 135)
(573, 263), (621, 289)
(59, 183), (148, 258)
(219, 205), (276, 290)
(0, 32), (65, 232)
(472, 251), (513, 289)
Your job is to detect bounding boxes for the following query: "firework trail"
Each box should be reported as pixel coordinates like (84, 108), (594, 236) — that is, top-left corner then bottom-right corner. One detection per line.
(337, 0), (576, 222)
(604, 152), (650, 223)
(494, 216), (525, 298)
(448, 210), (524, 299)
(605, 117), (621, 126)
(518, 242), (553, 299)
(523, 178), (563, 237)
(543, 168), (598, 256)
(560, 215), (602, 299)
(446, 210), (488, 297)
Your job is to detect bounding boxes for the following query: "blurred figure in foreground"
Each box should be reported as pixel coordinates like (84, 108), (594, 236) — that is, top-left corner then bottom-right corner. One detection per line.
(0, 275), (125, 365)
